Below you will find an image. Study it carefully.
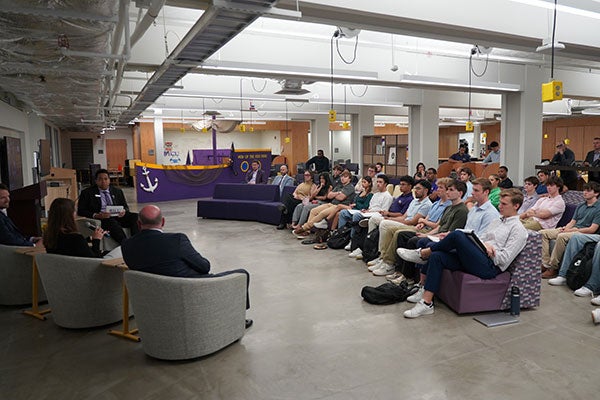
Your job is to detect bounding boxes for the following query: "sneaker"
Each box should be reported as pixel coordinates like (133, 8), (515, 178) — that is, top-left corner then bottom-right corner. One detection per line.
(592, 309), (600, 324)
(403, 299), (434, 318)
(386, 271), (404, 281)
(548, 276), (567, 286)
(313, 219), (329, 229)
(368, 259), (383, 272)
(349, 248), (363, 258)
(373, 262), (395, 276)
(592, 295), (600, 306)
(574, 286), (594, 297)
(294, 231), (310, 239)
(367, 258), (382, 267)
(391, 275), (408, 285)
(407, 285), (425, 303)
(358, 218), (370, 228)
(344, 243), (352, 251)
(396, 248), (427, 265)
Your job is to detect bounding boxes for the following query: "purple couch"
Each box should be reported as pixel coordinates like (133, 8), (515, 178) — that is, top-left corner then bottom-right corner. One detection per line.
(196, 183), (295, 225)
(436, 230), (542, 314)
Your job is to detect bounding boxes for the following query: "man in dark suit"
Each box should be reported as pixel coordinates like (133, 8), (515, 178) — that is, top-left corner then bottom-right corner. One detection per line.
(551, 141), (577, 190)
(121, 205), (252, 327)
(245, 160), (267, 184)
(0, 183), (41, 247)
(584, 137), (600, 183)
(77, 169), (138, 244)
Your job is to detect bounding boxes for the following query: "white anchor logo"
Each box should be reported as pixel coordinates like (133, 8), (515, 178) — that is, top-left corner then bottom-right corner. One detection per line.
(140, 166), (158, 193)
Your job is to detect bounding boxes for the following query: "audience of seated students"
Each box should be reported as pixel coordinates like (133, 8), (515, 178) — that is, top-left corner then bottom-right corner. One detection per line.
(331, 165), (343, 187)
(449, 144), (471, 163)
(0, 183), (41, 247)
(367, 179), (465, 279)
(272, 164), (295, 195)
(245, 160), (268, 184)
(519, 176), (565, 231)
(306, 149), (330, 174)
(293, 171), (355, 235)
(458, 167), (474, 203)
(334, 175), (377, 235)
(482, 141), (501, 163)
(277, 171), (316, 230)
(488, 174), (501, 209)
(550, 233), (600, 304)
(122, 205), (252, 327)
(77, 168), (139, 245)
(375, 162), (384, 176)
(397, 189), (528, 318)
(536, 170), (549, 194)
(365, 175), (415, 233)
(539, 182), (600, 279)
(44, 198), (106, 258)
(414, 162), (426, 180)
(498, 165), (514, 188)
(367, 180), (433, 276)
(426, 168), (439, 202)
(519, 176), (540, 214)
(291, 172), (332, 230)
(354, 164), (377, 194)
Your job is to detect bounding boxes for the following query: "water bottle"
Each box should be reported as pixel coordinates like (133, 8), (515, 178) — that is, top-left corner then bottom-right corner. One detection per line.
(510, 286), (520, 316)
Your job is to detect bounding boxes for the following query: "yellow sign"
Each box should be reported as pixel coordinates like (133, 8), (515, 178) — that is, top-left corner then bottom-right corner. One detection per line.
(465, 121), (474, 132)
(328, 109), (337, 122)
(542, 80), (563, 102)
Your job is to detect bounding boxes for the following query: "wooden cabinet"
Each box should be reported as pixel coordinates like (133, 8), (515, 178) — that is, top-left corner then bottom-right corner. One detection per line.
(362, 134), (408, 178)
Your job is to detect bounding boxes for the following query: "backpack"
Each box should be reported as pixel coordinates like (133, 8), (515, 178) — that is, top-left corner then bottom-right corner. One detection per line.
(566, 242), (596, 290)
(361, 281), (419, 305)
(350, 223), (368, 251)
(327, 223), (352, 249)
(361, 228), (380, 262)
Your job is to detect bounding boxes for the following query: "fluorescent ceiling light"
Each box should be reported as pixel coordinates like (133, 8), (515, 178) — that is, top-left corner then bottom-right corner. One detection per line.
(309, 100), (404, 108)
(508, 0), (600, 21)
(400, 74), (520, 92)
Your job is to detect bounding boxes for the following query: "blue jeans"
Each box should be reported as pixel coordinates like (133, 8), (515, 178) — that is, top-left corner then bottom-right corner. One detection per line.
(422, 231), (497, 294)
(338, 209), (363, 237)
(558, 234), (600, 293)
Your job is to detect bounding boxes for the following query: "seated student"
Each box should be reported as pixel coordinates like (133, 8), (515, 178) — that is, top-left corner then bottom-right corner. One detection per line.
(332, 176), (375, 233)
(291, 173), (332, 230)
(366, 175), (415, 233)
(449, 144), (471, 163)
(44, 198), (107, 258)
(498, 165), (514, 188)
(354, 164), (377, 194)
(375, 162), (384, 176)
(245, 160), (267, 184)
(414, 162), (426, 180)
(539, 182), (600, 279)
(426, 168), (439, 202)
(519, 176), (540, 214)
(306, 149), (330, 173)
(536, 170), (549, 195)
(0, 183), (41, 247)
(550, 234), (600, 303)
(458, 167), (474, 203)
(331, 165), (343, 187)
(398, 189), (527, 318)
(368, 178), (463, 279)
(482, 141), (501, 163)
(293, 171), (355, 234)
(277, 171), (316, 230)
(367, 180), (433, 276)
(520, 176), (565, 231)
(272, 164), (295, 195)
(488, 174), (501, 209)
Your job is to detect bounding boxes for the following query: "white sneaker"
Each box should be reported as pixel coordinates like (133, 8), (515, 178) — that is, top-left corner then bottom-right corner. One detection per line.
(592, 309), (600, 324)
(349, 248), (363, 258)
(391, 275), (408, 285)
(367, 258), (382, 267)
(592, 295), (600, 306)
(313, 219), (329, 229)
(548, 276), (567, 286)
(396, 248), (427, 265)
(407, 285), (425, 303)
(373, 262), (395, 276)
(403, 299), (434, 318)
(368, 259), (383, 272)
(386, 271), (404, 281)
(574, 286), (594, 297)
(344, 243), (352, 251)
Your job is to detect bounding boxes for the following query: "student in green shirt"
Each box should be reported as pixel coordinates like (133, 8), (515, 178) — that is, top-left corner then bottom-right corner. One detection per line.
(488, 174), (502, 210)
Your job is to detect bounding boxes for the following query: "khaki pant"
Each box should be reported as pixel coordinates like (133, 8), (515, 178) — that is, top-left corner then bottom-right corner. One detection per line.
(302, 203), (337, 230)
(521, 218), (543, 231)
(541, 229), (577, 270)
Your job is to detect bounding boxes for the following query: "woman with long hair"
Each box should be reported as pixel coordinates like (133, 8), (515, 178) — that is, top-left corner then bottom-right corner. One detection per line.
(414, 162), (427, 180)
(291, 172), (333, 229)
(43, 198), (106, 258)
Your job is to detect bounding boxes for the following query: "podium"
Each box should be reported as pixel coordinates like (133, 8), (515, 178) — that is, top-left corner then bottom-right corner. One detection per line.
(7, 181), (47, 237)
(41, 167), (77, 208)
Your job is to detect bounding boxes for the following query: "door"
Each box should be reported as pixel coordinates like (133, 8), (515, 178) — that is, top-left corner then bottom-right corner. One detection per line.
(106, 139), (127, 171)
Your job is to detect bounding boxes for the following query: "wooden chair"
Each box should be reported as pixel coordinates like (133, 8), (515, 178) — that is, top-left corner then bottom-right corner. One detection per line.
(480, 163), (500, 179)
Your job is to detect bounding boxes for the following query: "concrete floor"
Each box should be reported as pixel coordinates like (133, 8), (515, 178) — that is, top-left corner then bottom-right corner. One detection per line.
(2, 191), (600, 399)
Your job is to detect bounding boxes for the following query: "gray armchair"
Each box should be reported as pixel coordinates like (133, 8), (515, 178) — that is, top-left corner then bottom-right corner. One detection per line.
(0, 244), (46, 305)
(124, 270), (247, 360)
(35, 253), (126, 328)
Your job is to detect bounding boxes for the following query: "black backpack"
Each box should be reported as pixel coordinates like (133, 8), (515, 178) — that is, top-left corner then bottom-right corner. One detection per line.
(327, 223), (352, 249)
(350, 223), (368, 251)
(566, 242), (596, 290)
(361, 228), (380, 262)
(361, 281), (419, 305)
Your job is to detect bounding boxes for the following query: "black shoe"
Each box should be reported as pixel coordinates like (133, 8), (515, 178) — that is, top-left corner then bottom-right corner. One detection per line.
(245, 319), (253, 329)
(276, 223), (286, 230)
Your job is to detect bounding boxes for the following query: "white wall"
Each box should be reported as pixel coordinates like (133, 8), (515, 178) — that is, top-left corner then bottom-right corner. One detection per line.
(331, 130), (352, 162)
(162, 129), (281, 165)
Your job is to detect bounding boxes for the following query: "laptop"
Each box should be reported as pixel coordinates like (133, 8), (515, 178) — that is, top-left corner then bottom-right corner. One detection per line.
(474, 313), (519, 327)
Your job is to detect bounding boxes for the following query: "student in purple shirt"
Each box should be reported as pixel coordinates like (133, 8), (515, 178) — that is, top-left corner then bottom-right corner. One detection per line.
(366, 175), (415, 232)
